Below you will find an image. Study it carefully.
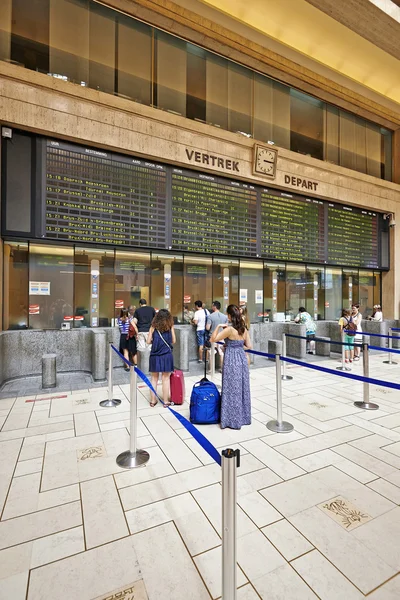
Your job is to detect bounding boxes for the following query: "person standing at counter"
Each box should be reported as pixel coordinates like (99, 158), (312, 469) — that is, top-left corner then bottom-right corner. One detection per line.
(294, 307), (316, 354)
(368, 305), (383, 322)
(117, 308), (138, 371)
(133, 299), (156, 351)
(351, 304), (362, 361)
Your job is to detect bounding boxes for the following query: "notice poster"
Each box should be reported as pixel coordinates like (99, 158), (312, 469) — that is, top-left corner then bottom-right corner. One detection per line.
(239, 289), (248, 303)
(29, 281), (50, 295)
(255, 290), (263, 304)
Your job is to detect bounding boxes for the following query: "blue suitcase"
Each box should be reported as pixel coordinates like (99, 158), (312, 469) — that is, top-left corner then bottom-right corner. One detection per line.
(190, 379), (221, 424)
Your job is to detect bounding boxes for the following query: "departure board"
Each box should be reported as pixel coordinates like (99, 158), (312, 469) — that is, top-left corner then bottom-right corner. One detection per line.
(45, 140), (167, 247)
(327, 204), (379, 268)
(261, 190), (325, 262)
(171, 170), (257, 256)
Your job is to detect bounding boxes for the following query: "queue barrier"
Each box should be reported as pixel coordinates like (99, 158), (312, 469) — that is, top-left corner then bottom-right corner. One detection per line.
(383, 328), (398, 366)
(105, 341), (400, 597)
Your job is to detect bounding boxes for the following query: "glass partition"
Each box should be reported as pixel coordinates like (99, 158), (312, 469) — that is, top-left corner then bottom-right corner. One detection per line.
(151, 252), (183, 323)
(286, 264), (306, 320)
(239, 260), (263, 323)
(325, 267), (342, 320)
(343, 269), (359, 309)
(3, 241), (28, 330)
(115, 250), (151, 320)
(359, 271), (374, 318)
(263, 262), (285, 322)
(306, 266), (325, 320)
(74, 248), (115, 328)
(212, 257), (239, 314)
(183, 255), (212, 315)
(29, 244), (74, 329)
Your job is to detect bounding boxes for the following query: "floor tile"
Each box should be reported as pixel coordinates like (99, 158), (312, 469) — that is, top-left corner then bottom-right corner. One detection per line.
(0, 571), (29, 600)
(174, 508), (220, 556)
(237, 467), (283, 496)
(262, 519), (313, 561)
(125, 492), (198, 534)
(237, 529), (286, 581)
(252, 563), (318, 599)
(368, 574), (400, 599)
(351, 507), (400, 571)
(194, 545), (247, 598)
(237, 584), (260, 599)
(14, 457), (43, 477)
(238, 492), (283, 528)
(135, 522), (210, 600)
(367, 478), (400, 503)
(292, 549), (363, 599)
(0, 502), (82, 550)
(30, 526), (85, 568)
(81, 475), (128, 549)
(289, 506), (396, 594)
(241, 439), (306, 480)
(28, 535), (142, 600)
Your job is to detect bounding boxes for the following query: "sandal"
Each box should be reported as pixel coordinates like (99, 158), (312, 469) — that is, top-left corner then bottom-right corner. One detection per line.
(150, 400), (158, 407)
(163, 402), (171, 408)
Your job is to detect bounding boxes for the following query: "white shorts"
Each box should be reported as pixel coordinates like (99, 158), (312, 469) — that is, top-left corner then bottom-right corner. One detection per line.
(137, 332), (150, 351)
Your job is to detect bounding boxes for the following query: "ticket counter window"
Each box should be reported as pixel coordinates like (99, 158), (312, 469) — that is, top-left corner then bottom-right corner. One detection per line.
(74, 248), (115, 328)
(115, 251), (151, 321)
(373, 271), (381, 309)
(239, 260), (263, 324)
(28, 245), (74, 330)
(212, 258), (239, 314)
(359, 271), (375, 318)
(343, 269), (359, 309)
(306, 267), (325, 320)
(3, 242), (29, 330)
(263, 263), (285, 322)
(325, 268), (342, 320)
(286, 265), (306, 320)
(151, 253), (183, 322)
(183, 256), (212, 316)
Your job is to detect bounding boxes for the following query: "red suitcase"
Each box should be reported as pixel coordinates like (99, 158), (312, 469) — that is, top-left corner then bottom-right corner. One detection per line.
(170, 370), (185, 405)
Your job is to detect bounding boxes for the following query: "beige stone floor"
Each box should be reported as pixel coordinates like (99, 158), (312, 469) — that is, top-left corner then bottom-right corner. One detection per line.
(1, 352), (400, 599)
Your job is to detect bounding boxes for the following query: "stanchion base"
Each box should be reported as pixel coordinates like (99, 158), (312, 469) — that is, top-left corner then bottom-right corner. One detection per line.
(354, 401), (379, 411)
(116, 449), (150, 469)
(99, 398), (122, 407)
(383, 360), (397, 365)
(336, 366), (351, 372)
(281, 375), (293, 381)
(266, 420), (294, 433)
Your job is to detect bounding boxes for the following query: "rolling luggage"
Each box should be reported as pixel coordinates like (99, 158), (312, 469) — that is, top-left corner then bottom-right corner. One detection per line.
(190, 379), (221, 424)
(190, 357), (221, 424)
(170, 369), (185, 405)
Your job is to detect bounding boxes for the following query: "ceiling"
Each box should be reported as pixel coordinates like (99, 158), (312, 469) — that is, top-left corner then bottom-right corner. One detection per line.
(197, 0), (400, 107)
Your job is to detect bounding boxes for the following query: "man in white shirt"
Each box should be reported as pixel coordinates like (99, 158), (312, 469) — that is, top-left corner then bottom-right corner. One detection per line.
(192, 300), (209, 363)
(207, 301), (228, 368)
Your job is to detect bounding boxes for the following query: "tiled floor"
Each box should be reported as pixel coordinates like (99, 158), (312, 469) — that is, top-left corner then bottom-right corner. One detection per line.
(1, 352), (400, 599)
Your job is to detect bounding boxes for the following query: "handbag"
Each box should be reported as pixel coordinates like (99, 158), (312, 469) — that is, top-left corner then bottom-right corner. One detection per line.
(157, 329), (173, 351)
(127, 320), (137, 340)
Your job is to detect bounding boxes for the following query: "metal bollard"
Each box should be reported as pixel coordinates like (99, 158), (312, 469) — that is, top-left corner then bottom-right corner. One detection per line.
(99, 343), (122, 407)
(210, 342), (216, 379)
(116, 366), (150, 468)
(222, 448), (240, 600)
(267, 354), (294, 433)
(281, 333), (293, 381)
(354, 343), (379, 411)
(336, 331), (351, 372)
(383, 328), (397, 365)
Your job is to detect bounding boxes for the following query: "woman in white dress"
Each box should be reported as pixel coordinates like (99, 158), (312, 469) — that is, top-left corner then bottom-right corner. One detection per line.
(369, 305), (383, 322)
(351, 304), (362, 361)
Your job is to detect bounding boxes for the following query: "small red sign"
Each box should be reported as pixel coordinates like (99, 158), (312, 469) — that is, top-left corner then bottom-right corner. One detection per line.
(63, 316), (74, 321)
(183, 295), (191, 304)
(29, 304), (40, 315)
(115, 299), (124, 308)
(74, 316), (84, 321)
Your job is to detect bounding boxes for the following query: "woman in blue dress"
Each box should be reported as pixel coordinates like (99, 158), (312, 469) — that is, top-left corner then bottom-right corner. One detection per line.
(147, 309), (176, 407)
(210, 304), (252, 429)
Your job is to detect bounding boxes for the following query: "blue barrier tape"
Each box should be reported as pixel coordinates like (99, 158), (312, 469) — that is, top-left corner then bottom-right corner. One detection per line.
(344, 330), (398, 339)
(369, 345), (400, 354)
(285, 333), (344, 346)
(281, 355), (400, 390)
(110, 345), (222, 466)
(391, 328), (400, 332)
(215, 341), (275, 359)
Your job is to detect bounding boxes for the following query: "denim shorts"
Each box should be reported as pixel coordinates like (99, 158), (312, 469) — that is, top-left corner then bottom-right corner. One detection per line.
(196, 330), (206, 347)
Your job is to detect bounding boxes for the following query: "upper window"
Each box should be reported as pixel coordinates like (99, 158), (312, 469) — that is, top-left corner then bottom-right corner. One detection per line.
(0, 0), (393, 181)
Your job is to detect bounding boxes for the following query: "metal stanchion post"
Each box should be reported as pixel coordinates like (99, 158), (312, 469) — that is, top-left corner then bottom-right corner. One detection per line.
(336, 331), (351, 372)
(222, 448), (239, 600)
(281, 333), (293, 381)
(210, 342), (216, 379)
(383, 328), (397, 365)
(354, 343), (379, 411)
(267, 354), (294, 433)
(116, 366), (150, 468)
(99, 343), (122, 407)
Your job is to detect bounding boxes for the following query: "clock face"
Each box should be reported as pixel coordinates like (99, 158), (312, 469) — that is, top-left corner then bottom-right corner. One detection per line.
(254, 145), (277, 177)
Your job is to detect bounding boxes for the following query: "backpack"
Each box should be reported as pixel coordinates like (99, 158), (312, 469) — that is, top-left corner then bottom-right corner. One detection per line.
(345, 316), (357, 336)
(190, 379), (221, 424)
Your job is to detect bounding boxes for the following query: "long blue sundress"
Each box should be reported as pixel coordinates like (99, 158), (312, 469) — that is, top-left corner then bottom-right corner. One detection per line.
(149, 329), (174, 373)
(221, 339), (251, 429)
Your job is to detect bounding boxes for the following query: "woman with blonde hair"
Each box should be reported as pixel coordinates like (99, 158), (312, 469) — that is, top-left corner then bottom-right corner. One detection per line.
(147, 309), (176, 407)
